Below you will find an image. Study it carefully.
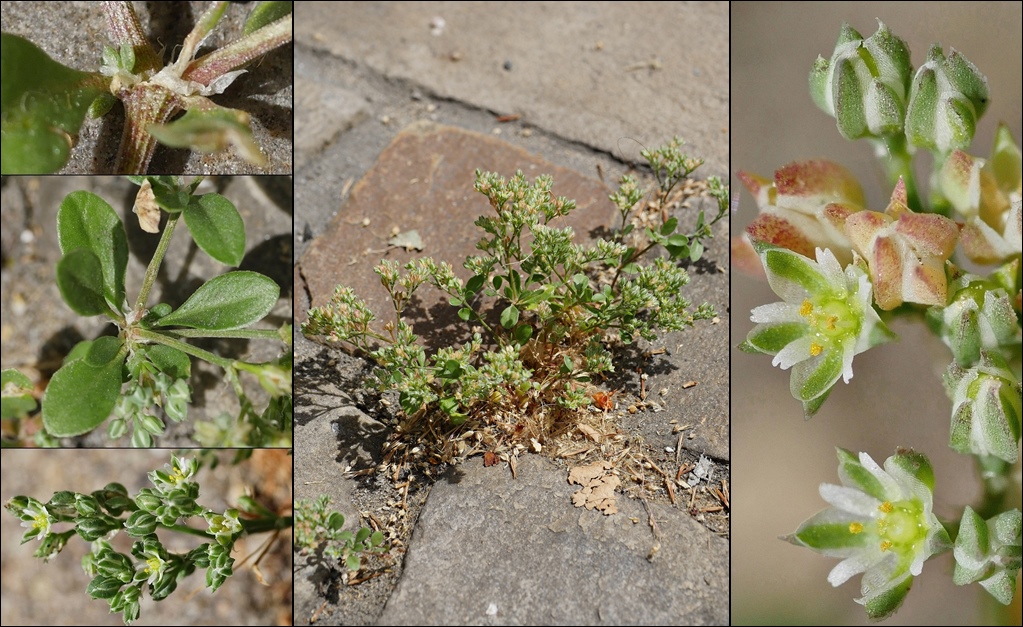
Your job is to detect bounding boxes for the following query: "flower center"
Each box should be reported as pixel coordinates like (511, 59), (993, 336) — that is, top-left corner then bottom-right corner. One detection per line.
(800, 297), (860, 350)
(875, 499), (927, 553)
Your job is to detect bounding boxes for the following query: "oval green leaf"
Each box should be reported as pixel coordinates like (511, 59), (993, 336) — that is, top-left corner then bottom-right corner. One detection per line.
(184, 193), (246, 266)
(1, 34), (109, 174)
(141, 344), (192, 380)
(84, 336), (124, 367)
(56, 249), (114, 317)
(500, 304), (519, 329)
(156, 271), (279, 330)
(42, 352), (125, 437)
(57, 191), (128, 308)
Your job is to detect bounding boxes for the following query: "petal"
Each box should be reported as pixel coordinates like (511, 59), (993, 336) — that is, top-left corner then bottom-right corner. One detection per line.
(820, 483), (882, 516)
(773, 335), (817, 370)
(790, 344), (844, 400)
(746, 321), (809, 355)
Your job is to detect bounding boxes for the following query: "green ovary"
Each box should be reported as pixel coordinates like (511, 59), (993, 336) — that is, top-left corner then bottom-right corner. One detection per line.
(875, 499), (928, 555)
(799, 297), (860, 355)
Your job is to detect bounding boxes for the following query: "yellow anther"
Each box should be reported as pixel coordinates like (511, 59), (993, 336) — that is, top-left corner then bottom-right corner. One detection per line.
(879, 502), (894, 514)
(809, 343), (823, 356)
(800, 300), (813, 317)
(827, 316), (838, 330)
(849, 522), (863, 534)
(880, 540), (893, 552)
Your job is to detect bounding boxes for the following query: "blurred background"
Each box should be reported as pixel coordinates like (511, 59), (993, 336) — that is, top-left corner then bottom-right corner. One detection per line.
(731, 2), (1022, 625)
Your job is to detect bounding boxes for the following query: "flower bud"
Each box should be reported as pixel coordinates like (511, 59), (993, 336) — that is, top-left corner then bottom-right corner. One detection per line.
(809, 21), (912, 140)
(124, 511), (158, 537)
(86, 575), (124, 600)
(944, 351), (1022, 463)
(906, 44), (989, 154)
(926, 272), (1021, 366)
(953, 506), (1022, 605)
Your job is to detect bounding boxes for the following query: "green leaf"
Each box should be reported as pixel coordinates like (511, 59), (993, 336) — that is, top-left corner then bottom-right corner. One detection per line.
(512, 324), (533, 345)
(184, 193), (246, 266)
(141, 344), (191, 380)
(689, 241), (704, 262)
(84, 336), (123, 367)
(439, 360), (463, 380)
(345, 554), (361, 571)
(327, 512), (344, 531)
(56, 249), (114, 317)
(147, 107), (267, 166)
(500, 304), (520, 329)
(156, 271), (279, 330)
(1, 368), (37, 420)
(465, 274), (486, 297)
(244, 1), (293, 35)
(57, 191), (128, 308)
(1, 33), (109, 174)
(457, 307), (473, 321)
(42, 351), (126, 437)
(660, 217), (678, 236)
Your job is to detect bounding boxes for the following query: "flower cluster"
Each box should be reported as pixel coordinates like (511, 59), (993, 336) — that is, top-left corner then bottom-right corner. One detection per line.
(739, 19), (1022, 621)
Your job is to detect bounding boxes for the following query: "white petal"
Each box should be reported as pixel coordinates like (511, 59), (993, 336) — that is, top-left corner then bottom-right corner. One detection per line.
(820, 483), (880, 516)
(828, 553), (874, 587)
(750, 301), (802, 324)
(772, 335), (815, 370)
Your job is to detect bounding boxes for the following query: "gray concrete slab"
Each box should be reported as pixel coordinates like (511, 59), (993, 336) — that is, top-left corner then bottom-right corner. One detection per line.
(379, 454), (728, 626)
(295, 2), (728, 173)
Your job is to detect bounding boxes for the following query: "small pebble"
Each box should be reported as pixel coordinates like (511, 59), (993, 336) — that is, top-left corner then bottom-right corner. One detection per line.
(503, 60), (513, 71)
(628, 405), (637, 414)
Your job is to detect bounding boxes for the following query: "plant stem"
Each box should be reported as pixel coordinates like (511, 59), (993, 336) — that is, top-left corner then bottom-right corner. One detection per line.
(240, 514), (293, 535)
(164, 328), (284, 340)
(135, 212), (179, 311)
(873, 135), (923, 212)
(136, 328), (234, 370)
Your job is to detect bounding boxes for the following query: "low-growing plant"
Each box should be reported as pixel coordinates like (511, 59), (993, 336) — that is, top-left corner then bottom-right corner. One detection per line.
(4, 176), (292, 447)
(302, 138), (728, 447)
(3, 453), (293, 625)
(1, 1), (292, 174)
(294, 495), (388, 573)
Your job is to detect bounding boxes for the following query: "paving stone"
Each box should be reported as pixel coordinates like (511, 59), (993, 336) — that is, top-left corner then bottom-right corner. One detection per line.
(378, 454), (728, 626)
(298, 120), (619, 332)
(295, 76), (371, 168)
(295, 2), (729, 173)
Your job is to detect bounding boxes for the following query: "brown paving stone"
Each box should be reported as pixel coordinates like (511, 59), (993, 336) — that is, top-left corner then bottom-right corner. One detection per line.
(298, 120), (618, 347)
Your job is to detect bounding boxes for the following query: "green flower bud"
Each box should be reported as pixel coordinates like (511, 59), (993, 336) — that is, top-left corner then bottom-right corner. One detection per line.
(107, 417), (128, 439)
(809, 21), (912, 140)
(945, 351), (1022, 463)
(124, 511), (158, 537)
(134, 489), (162, 514)
(74, 494), (102, 517)
(96, 551), (135, 583)
(953, 506), (1022, 605)
(86, 575), (124, 600)
(926, 274), (1021, 366)
(138, 413), (166, 436)
(76, 516), (118, 541)
(906, 44), (989, 154)
(45, 491), (79, 518)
